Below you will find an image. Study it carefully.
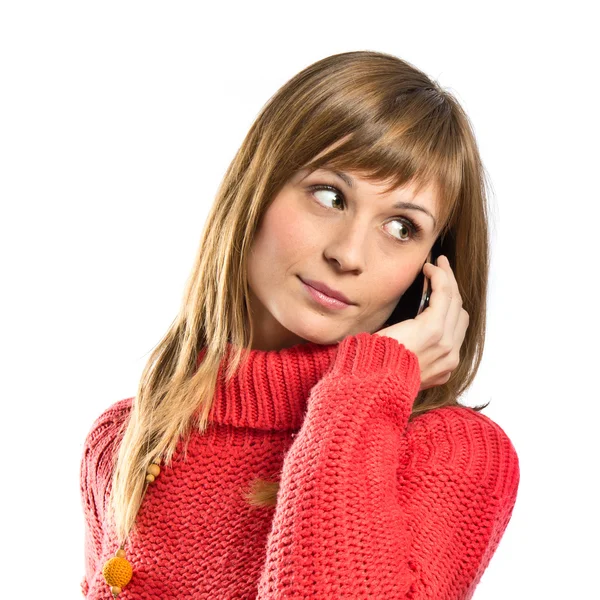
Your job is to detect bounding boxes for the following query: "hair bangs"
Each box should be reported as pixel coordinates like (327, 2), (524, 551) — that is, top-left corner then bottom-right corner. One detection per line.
(297, 92), (464, 237)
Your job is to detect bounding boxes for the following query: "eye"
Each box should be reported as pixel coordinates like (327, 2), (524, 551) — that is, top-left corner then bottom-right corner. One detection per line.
(307, 184), (424, 243)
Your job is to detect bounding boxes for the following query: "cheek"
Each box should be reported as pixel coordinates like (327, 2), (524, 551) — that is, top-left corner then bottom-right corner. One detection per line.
(372, 264), (422, 307)
(253, 200), (310, 264)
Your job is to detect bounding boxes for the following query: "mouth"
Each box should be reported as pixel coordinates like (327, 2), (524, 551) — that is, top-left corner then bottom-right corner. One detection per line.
(298, 276), (354, 310)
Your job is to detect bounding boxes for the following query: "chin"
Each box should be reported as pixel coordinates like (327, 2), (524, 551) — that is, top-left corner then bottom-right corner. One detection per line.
(297, 329), (348, 346)
(282, 323), (331, 346)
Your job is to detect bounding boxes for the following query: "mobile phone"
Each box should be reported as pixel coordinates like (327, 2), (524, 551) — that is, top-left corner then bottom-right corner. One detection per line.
(382, 237), (445, 327)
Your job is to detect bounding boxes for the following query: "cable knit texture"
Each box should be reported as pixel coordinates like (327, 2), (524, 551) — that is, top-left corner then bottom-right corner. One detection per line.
(80, 332), (520, 599)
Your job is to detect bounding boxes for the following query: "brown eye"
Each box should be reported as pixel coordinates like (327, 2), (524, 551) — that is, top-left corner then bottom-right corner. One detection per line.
(310, 185), (344, 209)
(388, 221), (413, 241)
(307, 183), (424, 244)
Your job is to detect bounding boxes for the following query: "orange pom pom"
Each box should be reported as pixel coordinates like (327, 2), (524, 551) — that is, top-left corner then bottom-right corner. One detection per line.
(102, 556), (133, 588)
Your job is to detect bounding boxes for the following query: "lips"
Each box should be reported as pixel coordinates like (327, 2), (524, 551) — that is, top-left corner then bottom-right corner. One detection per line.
(298, 276), (354, 305)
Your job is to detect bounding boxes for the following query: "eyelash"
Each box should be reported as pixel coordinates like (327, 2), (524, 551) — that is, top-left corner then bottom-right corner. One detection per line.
(307, 184), (424, 243)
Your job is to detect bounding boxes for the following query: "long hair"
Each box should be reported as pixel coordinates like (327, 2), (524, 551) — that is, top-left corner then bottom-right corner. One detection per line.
(107, 50), (493, 544)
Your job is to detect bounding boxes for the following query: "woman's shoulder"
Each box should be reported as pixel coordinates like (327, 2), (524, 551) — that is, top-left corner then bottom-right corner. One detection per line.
(406, 404), (520, 501)
(409, 404), (518, 452)
(80, 398), (134, 523)
(82, 397), (134, 460)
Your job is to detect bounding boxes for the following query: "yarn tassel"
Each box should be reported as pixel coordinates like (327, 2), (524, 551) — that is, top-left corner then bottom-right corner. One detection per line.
(101, 462), (161, 596)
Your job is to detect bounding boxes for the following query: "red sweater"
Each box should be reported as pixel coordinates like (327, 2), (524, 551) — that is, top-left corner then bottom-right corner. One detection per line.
(80, 332), (520, 599)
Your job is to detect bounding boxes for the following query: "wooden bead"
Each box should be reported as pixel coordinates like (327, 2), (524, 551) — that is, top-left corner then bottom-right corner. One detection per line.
(111, 585), (122, 596)
(147, 463), (161, 477)
(146, 473), (156, 483)
(102, 556), (133, 588)
(116, 549), (126, 558)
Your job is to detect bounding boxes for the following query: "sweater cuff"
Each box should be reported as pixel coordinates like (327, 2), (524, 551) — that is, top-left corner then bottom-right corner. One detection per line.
(330, 331), (421, 387)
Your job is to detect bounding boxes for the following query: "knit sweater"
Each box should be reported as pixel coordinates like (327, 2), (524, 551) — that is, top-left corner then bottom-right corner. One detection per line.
(80, 331), (520, 599)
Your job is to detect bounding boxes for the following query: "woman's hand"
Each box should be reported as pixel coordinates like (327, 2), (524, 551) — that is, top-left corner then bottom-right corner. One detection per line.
(373, 255), (469, 391)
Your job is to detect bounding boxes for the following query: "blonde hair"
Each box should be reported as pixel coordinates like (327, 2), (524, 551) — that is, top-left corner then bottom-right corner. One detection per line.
(107, 50), (492, 545)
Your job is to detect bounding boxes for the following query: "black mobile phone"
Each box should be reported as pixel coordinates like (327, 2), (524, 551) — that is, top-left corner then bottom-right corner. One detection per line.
(382, 236), (446, 327)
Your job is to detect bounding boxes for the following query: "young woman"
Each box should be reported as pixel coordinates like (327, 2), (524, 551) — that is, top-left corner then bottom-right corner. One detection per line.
(80, 50), (520, 599)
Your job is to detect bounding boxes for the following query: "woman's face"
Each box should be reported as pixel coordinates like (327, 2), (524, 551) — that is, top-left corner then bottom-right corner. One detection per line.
(246, 166), (440, 351)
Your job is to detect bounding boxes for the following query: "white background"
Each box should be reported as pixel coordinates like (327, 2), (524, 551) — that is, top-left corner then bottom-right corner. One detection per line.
(1, 1), (598, 598)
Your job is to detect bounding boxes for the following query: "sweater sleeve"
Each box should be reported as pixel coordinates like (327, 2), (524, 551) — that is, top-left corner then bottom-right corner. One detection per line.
(79, 398), (133, 597)
(256, 332), (520, 599)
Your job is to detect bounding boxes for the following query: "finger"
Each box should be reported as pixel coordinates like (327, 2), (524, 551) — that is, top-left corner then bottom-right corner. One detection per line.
(444, 309), (469, 369)
(455, 308), (469, 349)
(437, 255), (464, 344)
(422, 257), (453, 338)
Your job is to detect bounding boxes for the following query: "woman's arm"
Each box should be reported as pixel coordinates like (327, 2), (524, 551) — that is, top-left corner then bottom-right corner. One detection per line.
(80, 442), (102, 596)
(256, 332), (520, 599)
(79, 399), (132, 597)
(80, 419), (106, 596)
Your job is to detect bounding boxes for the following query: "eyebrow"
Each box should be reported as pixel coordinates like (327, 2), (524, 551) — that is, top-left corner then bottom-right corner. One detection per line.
(327, 168), (437, 229)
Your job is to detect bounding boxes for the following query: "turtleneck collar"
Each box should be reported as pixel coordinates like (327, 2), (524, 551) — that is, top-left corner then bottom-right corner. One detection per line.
(200, 339), (340, 432)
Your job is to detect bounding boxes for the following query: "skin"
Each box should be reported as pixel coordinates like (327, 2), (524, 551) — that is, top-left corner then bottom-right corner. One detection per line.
(246, 163), (440, 352)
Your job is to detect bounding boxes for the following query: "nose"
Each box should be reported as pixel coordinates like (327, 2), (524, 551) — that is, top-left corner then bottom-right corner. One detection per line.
(323, 221), (368, 273)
